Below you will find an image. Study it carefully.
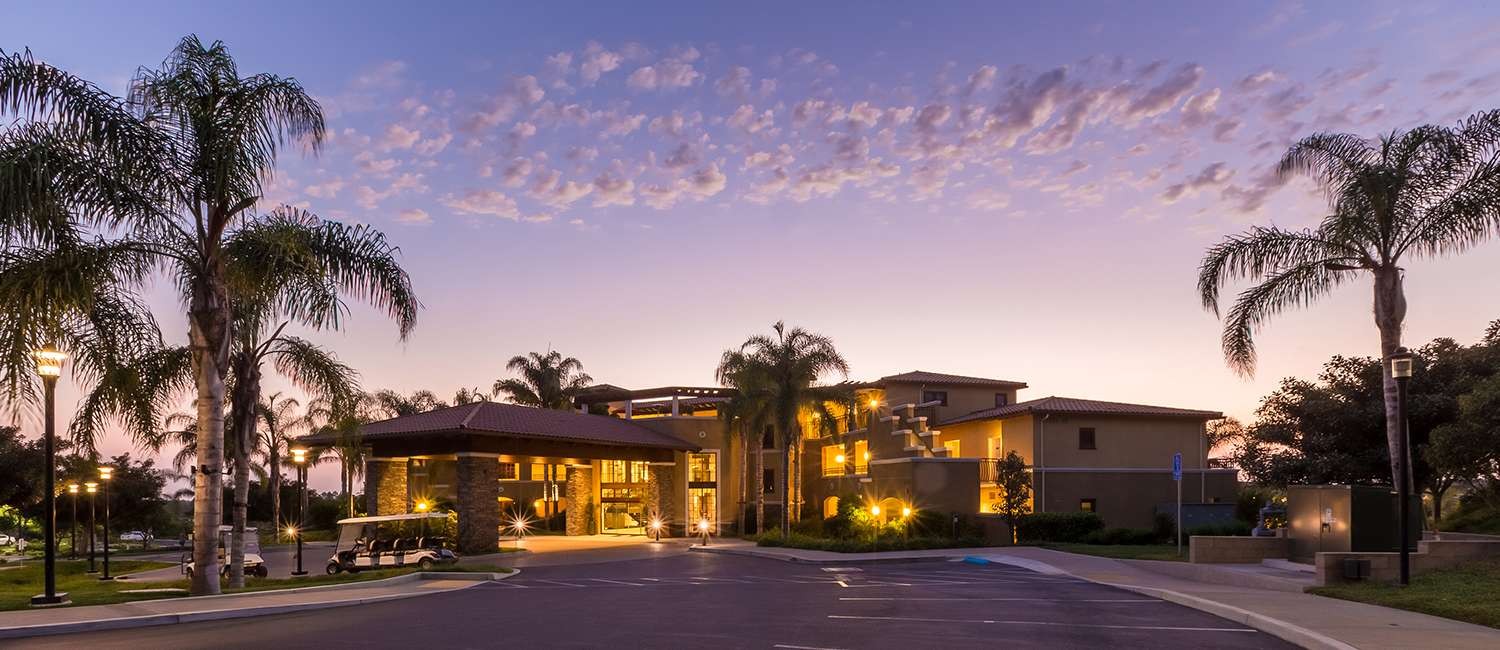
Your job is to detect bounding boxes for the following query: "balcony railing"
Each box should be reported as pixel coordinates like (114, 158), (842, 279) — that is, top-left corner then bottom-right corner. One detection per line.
(978, 458), (1000, 484)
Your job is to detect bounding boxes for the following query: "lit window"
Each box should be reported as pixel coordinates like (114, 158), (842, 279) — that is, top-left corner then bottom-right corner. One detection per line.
(688, 452), (717, 483)
(822, 445), (847, 477)
(1080, 498), (1097, 513)
(823, 496), (840, 519)
(853, 439), (869, 474)
(498, 462), (518, 481)
(943, 439), (962, 457)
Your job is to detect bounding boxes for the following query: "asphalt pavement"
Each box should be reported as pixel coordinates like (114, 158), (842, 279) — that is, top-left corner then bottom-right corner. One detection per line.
(11, 552), (1295, 649)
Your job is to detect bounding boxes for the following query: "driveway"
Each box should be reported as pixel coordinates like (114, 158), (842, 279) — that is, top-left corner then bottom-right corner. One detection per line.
(14, 552), (1295, 648)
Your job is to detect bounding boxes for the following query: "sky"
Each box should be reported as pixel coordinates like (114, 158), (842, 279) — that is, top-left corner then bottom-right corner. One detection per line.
(5, 1), (1500, 491)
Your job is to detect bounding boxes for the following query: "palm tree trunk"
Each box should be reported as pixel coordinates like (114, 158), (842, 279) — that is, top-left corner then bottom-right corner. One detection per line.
(790, 427), (802, 524)
(188, 284), (231, 597)
(781, 428), (792, 539)
(229, 450), (250, 588)
(269, 445), (281, 539)
(754, 430), (765, 536)
(739, 424), (749, 535)
(1374, 266), (1409, 488)
(227, 357), (260, 589)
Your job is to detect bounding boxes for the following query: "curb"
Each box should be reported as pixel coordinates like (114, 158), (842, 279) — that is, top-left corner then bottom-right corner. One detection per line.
(688, 545), (972, 565)
(977, 555), (1350, 650)
(1097, 582), (1355, 650)
(0, 569), (518, 640)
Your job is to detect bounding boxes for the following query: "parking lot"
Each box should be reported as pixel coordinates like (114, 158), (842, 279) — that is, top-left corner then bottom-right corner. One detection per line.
(13, 552), (1295, 649)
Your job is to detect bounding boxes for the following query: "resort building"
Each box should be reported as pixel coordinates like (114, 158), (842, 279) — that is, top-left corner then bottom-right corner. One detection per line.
(306, 371), (1234, 553)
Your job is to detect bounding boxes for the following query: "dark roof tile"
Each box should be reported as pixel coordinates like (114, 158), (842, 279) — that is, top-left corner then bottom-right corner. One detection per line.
(941, 396), (1221, 426)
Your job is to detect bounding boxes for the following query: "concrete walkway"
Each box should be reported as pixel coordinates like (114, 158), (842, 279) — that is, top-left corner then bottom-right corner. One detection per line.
(0, 571), (512, 640)
(692, 542), (1500, 649)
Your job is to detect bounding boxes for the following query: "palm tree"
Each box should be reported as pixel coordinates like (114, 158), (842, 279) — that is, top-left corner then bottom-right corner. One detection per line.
(301, 393), (381, 517)
(256, 392), (300, 538)
(1199, 110), (1500, 487)
(453, 386), (491, 405)
(716, 322), (849, 538)
(493, 351), (593, 410)
(370, 389), (448, 418)
(0, 37), (324, 595)
(717, 370), (773, 535)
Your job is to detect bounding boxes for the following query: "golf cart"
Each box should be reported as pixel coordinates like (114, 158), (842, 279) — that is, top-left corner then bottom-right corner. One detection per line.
(326, 513), (457, 574)
(183, 525), (268, 578)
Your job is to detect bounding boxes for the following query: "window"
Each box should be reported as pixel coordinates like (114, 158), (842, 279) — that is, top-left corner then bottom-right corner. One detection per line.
(943, 439), (962, 457)
(762, 425), (776, 449)
(600, 460), (646, 484)
(922, 390), (949, 406)
(994, 393), (1009, 407)
(823, 496), (840, 519)
(689, 487), (717, 528)
(821, 445), (847, 477)
(687, 452), (717, 483)
(498, 462), (518, 480)
(1078, 428), (1097, 450)
(529, 463), (566, 481)
(853, 439), (869, 474)
(763, 469), (776, 493)
(1080, 498), (1097, 513)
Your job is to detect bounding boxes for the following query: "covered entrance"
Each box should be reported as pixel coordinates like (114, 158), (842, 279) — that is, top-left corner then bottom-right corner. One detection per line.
(299, 400), (699, 553)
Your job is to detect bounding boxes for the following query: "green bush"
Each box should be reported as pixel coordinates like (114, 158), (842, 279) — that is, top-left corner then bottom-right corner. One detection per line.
(1236, 485), (1284, 524)
(1015, 512), (1103, 543)
(1441, 496), (1500, 535)
(1083, 527), (1159, 545)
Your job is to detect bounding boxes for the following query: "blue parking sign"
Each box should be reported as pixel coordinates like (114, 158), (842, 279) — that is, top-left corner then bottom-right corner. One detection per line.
(1172, 453), (1182, 481)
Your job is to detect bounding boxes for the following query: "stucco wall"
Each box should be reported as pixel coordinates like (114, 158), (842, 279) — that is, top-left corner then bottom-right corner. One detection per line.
(1035, 415), (1208, 469)
(1037, 470), (1238, 528)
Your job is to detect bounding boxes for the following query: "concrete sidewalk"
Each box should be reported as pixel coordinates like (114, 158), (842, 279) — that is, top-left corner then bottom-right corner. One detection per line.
(0, 570), (514, 640)
(693, 542), (1500, 649)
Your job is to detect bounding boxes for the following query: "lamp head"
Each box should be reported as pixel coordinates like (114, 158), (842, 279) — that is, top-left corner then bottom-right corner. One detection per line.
(33, 344), (66, 378)
(286, 525), (298, 537)
(870, 504), (881, 517)
(85, 482), (98, 494)
(902, 506), (912, 518)
(415, 500), (430, 512)
(697, 519), (710, 532)
(1389, 347), (1414, 379)
(291, 446), (308, 464)
(98, 466), (113, 481)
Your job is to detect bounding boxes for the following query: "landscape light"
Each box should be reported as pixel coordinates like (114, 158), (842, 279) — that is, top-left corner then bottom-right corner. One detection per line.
(98, 466), (113, 481)
(1389, 347), (1414, 379)
(698, 519), (710, 532)
(415, 500), (430, 512)
(85, 482), (97, 494)
(67, 484), (79, 494)
(286, 525), (298, 538)
(902, 506), (912, 518)
(291, 446), (308, 464)
(868, 397), (879, 409)
(870, 504), (881, 517)
(33, 344), (66, 378)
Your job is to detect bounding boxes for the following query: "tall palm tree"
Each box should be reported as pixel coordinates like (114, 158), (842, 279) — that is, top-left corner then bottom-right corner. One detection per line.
(256, 392), (300, 538)
(717, 370), (773, 535)
(716, 322), (849, 538)
(493, 351), (593, 410)
(1199, 110), (1500, 487)
(453, 386), (491, 405)
(0, 37), (325, 595)
(301, 393), (381, 517)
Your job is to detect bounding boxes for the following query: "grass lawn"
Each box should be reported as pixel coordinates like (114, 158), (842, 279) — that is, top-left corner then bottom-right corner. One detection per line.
(1309, 559), (1500, 629)
(1037, 543), (1188, 562)
(0, 559), (512, 611)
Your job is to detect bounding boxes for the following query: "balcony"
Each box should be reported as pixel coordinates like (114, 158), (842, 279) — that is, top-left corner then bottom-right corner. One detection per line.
(978, 458), (1000, 484)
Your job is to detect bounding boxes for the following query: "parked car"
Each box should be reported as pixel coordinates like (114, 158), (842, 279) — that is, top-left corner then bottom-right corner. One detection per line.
(120, 531), (147, 542)
(326, 513), (457, 574)
(183, 526), (268, 578)
(0, 534), (12, 546)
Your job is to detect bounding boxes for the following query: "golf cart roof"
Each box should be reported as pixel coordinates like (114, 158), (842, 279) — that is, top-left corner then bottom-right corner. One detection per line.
(336, 513), (448, 525)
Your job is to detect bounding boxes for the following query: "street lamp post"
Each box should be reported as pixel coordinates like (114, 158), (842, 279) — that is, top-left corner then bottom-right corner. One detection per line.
(67, 484), (79, 560)
(85, 482), (98, 573)
(291, 447), (308, 576)
(30, 345), (68, 607)
(98, 465), (114, 580)
(1390, 347), (1414, 587)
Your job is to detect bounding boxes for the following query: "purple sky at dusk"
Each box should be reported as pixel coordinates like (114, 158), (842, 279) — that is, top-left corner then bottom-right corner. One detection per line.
(6, 1), (1500, 492)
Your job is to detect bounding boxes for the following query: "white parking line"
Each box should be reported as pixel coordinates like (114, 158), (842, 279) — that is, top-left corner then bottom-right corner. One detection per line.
(839, 597), (1160, 603)
(773, 644), (848, 650)
(532, 579), (591, 587)
(827, 614), (1257, 633)
(587, 578), (645, 586)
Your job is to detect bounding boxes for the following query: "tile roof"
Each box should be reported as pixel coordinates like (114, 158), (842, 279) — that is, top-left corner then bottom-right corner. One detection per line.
(940, 396), (1222, 426)
(878, 370), (1028, 388)
(301, 401), (698, 451)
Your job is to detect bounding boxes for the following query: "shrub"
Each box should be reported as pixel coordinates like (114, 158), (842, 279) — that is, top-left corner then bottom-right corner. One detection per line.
(1236, 485), (1284, 524)
(753, 531), (988, 553)
(1083, 527), (1159, 545)
(1152, 512), (1177, 543)
(1015, 512), (1104, 543)
(1187, 521), (1253, 537)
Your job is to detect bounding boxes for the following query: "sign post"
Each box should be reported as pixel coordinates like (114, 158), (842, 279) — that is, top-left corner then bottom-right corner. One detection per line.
(1172, 452), (1183, 556)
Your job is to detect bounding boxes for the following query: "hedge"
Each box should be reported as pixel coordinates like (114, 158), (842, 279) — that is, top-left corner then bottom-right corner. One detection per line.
(1015, 512), (1104, 543)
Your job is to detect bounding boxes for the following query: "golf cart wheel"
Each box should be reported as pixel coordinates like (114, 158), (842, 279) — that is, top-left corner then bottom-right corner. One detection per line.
(326, 562), (341, 575)
(418, 558), (435, 571)
(254, 565), (268, 578)
(184, 567), (193, 579)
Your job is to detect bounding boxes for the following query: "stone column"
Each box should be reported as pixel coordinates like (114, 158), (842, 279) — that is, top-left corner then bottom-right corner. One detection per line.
(565, 465), (594, 536)
(455, 454), (500, 554)
(645, 462), (677, 533)
(364, 458), (408, 516)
